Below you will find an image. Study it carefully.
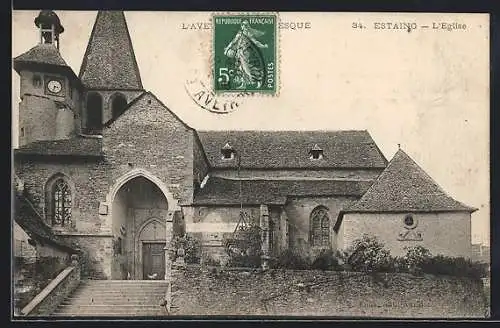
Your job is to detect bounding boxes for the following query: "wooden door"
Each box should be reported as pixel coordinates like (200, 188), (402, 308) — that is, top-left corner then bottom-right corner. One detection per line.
(142, 242), (166, 280)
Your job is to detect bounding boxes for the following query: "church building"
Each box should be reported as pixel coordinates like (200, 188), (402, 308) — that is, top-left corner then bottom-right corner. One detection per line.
(13, 11), (476, 280)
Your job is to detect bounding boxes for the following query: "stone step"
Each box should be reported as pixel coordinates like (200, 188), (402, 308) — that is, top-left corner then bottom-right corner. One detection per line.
(81, 282), (167, 288)
(74, 289), (167, 294)
(80, 280), (168, 283)
(70, 291), (166, 299)
(78, 283), (168, 287)
(52, 280), (173, 317)
(61, 298), (164, 305)
(65, 298), (165, 305)
(54, 308), (168, 315)
(56, 305), (167, 312)
(73, 285), (168, 291)
(77, 285), (167, 289)
(53, 311), (169, 316)
(52, 312), (169, 317)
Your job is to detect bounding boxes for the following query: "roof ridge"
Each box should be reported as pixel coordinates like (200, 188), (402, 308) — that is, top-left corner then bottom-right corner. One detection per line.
(78, 11), (100, 78)
(343, 148), (476, 213)
(397, 149), (477, 211)
(103, 91), (194, 131)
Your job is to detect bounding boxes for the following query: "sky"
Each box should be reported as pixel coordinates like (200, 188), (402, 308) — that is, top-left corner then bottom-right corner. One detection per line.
(11, 11), (490, 245)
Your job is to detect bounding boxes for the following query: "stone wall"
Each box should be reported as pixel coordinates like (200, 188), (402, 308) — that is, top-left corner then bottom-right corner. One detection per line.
(20, 263), (81, 316)
(14, 160), (110, 234)
(170, 267), (488, 318)
(340, 212), (472, 258)
(57, 235), (112, 279)
(102, 92), (195, 204)
(18, 70), (81, 146)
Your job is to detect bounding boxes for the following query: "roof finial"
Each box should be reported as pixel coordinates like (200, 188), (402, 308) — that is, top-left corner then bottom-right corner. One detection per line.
(397, 143), (401, 149)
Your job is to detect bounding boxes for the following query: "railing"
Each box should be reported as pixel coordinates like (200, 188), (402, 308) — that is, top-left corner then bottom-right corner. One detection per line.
(19, 254), (81, 317)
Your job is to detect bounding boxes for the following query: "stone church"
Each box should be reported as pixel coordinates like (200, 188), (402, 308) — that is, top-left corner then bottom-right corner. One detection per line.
(13, 10), (476, 280)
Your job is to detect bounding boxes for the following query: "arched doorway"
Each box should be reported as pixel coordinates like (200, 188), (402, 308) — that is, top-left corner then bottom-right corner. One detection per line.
(86, 92), (103, 133)
(111, 176), (169, 280)
(111, 93), (128, 120)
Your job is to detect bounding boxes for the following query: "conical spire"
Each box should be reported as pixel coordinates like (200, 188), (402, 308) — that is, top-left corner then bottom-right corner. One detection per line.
(79, 11), (143, 90)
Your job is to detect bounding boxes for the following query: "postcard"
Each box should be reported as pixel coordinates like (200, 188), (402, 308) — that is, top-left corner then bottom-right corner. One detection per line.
(12, 10), (490, 318)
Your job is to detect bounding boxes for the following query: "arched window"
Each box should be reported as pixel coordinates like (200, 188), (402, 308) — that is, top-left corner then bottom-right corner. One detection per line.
(111, 93), (128, 119)
(86, 92), (103, 132)
(50, 178), (72, 226)
(310, 206), (330, 247)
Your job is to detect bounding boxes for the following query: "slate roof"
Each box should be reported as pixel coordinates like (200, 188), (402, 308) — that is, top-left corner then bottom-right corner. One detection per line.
(14, 43), (68, 67)
(14, 193), (76, 252)
(79, 11), (143, 90)
(13, 43), (82, 89)
(341, 149), (477, 213)
(193, 177), (373, 205)
(14, 136), (103, 158)
(197, 130), (388, 169)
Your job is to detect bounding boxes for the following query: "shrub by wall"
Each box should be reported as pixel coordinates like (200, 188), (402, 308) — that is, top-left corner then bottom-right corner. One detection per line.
(170, 234), (202, 264)
(266, 235), (488, 281)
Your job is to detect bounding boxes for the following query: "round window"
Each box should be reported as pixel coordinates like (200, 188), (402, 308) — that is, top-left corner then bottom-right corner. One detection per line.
(403, 214), (417, 229)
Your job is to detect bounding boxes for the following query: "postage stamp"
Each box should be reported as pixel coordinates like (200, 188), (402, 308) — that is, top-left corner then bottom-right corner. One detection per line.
(213, 14), (277, 94)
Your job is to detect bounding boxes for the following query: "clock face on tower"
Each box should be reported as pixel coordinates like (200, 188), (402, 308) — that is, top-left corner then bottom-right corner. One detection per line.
(46, 79), (63, 95)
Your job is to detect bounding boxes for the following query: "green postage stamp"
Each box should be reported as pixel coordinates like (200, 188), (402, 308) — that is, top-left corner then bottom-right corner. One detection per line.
(213, 14), (277, 94)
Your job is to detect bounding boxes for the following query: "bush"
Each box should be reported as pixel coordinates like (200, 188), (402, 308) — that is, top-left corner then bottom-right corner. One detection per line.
(273, 249), (309, 270)
(404, 246), (432, 273)
(310, 249), (343, 271)
(391, 256), (410, 273)
(421, 255), (488, 280)
(170, 234), (202, 264)
(346, 235), (392, 273)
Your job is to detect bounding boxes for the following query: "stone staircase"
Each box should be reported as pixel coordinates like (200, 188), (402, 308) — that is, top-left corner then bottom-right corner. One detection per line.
(52, 280), (169, 317)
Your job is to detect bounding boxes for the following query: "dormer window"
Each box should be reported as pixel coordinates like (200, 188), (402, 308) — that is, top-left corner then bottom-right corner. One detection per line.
(221, 142), (235, 160)
(309, 144), (323, 160)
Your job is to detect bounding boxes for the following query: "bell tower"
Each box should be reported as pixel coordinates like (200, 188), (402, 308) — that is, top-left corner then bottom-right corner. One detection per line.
(79, 11), (144, 134)
(13, 11), (83, 147)
(35, 10), (64, 49)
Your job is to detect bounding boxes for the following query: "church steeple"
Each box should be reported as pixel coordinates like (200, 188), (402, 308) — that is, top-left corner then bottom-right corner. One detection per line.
(79, 11), (143, 90)
(14, 11), (82, 146)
